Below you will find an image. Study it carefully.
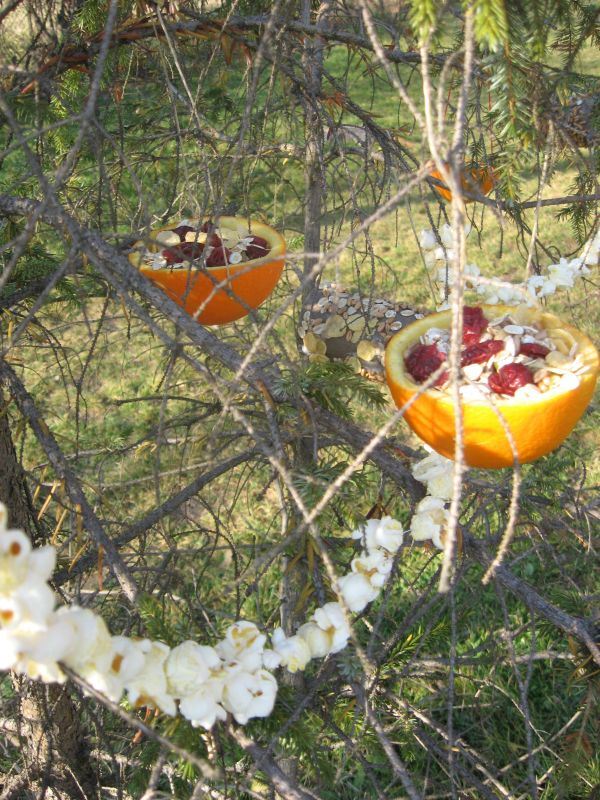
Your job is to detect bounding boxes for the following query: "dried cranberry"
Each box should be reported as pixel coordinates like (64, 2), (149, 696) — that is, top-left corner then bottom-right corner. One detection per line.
(488, 363), (534, 396)
(162, 242), (205, 265)
(519, 342), (550, 358)
(206, 232), (222, 248)
(463, 305), (488, 345)
(245, 235), (270, 260)
(461, 339), (504, 366)
(206, 246), (231, 267)
(200, 220), (213, 233)
(405, 343), (446, 385)
(172, 225), (195, 241)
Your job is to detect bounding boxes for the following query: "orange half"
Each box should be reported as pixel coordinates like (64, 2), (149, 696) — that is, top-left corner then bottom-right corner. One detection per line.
(385, 305), (599, 469)
(430, 166), (495, 203)
(129, 216), (285, 326)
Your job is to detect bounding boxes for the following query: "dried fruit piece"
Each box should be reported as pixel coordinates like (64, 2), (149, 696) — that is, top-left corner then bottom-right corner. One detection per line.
(463, 306), (488, 345)
(461, 339), (504, 366)
(519, 342), (550, 358)
(488, 363), (534, 396)
(162, 242), (205, 265)
(405, 343), (446, 384)
(245, 235), (270, 260)
(206, 246), (231, 267)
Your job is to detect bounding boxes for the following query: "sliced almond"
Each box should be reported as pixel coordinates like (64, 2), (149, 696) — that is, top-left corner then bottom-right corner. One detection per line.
(303, 332), (326, 355)
(345, 355), (362, 372)
(357, 340), (378, 362)
(153, 230), (181, 246)
(347, 314), (367, 334)
(545, 350), (572, 368)
(322, 314), (347, 339)
(184, 231), (208, 244)
(463, 363), (485, 381)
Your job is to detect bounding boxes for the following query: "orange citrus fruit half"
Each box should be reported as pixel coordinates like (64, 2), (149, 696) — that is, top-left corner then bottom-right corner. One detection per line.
(385, 305), (599, 469)
(129, 216), (285, 326)
(430, 165), (495, 203)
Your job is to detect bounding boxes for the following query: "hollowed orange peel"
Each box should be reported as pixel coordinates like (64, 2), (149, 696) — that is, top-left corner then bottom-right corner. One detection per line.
(430, 165), (495, 203)
(385, 305), (599, 469)
(129, 216), (285, 326)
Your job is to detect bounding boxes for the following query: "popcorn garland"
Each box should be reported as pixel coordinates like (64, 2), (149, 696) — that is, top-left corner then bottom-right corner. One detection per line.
(0, 447), (452, 727)
(0, 479), (452, 729)
(421, 223), (597, 309)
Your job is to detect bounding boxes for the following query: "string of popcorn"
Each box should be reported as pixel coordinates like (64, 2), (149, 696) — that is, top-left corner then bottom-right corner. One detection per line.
(421, 223), (597, 309)
(0, 474), (451, 729)
(0, 445), (452, 724)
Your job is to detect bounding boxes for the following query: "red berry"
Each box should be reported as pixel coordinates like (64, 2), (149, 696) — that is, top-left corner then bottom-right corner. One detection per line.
(206, 233), (222, 248)
(519, 342), (550, 358)
(405, 343), (446, 384)
(172, 225), (195, 241)
(488, 363), (534, 396)
(245, 235), (270, 260)
(206, 246), (231, 267)
(162, 242), (204, 265)
(461, 339), (504, 366)
(463, 305), (488, 345)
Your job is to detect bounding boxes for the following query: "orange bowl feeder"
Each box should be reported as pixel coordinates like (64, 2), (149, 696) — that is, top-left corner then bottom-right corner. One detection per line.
(430, 165), (495, 203)
(385, 305), (599, 469)
(129, 216), (286, 326)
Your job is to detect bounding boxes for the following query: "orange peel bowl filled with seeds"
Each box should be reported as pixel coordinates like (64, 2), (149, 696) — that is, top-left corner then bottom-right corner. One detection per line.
(128, 216), (286, 326)
(385, 305), (599, 469)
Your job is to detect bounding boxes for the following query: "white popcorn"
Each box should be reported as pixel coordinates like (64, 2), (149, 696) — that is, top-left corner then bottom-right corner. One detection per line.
(216, 621), (266, 664)
(419, 229), (437, 250)
(58, 607), (113, 674)
(311, 602), (351, 655)
(221, 669), (278, 724)
(410, 497), (449, 549)
(0, 581), (56, 628)
(337, 572), (379, 613)
(440, 223), (454, 249)
(412, 452), (454, 500)
(124, 640), (176, 716)
(166, 641), (221, 698)
(353, 516), (404, 555)
(271, 628), (312, 673)
(351, 551), (392, 588)
(296, 622), (334, 659)
(179, 678), (227, 729)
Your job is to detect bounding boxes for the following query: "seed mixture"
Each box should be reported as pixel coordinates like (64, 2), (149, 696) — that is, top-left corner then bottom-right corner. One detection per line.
(137, 219), (271, 270)
(405, 305), (587, 399)
(299, 283), (425, 380)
